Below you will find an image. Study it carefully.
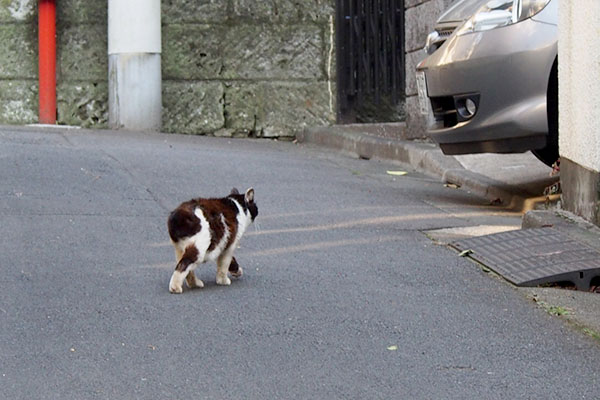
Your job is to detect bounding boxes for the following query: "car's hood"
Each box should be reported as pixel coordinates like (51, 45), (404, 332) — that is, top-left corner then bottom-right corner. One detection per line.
(437, 0), (488, 24)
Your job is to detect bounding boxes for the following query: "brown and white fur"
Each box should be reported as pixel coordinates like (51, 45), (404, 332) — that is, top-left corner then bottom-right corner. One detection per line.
(167, 188), (258, 293)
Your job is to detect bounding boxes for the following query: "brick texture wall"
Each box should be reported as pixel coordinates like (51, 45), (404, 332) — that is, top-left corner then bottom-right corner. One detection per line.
(0, 0), (108, 127)
(0, 0), (449, 140)
(0, 0), (335, 137)
(0, 1), (38, 124)
(161, 0), (336, 138)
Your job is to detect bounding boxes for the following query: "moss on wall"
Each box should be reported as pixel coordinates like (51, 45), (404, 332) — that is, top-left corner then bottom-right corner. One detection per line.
(161, 0), (336, 137)
(0, 0), (37, 124)
(0, 0), (335, 135)
(56, 0), (108, 127)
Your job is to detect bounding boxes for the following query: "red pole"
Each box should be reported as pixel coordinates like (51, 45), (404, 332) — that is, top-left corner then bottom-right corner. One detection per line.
(38, 0), (56, 124)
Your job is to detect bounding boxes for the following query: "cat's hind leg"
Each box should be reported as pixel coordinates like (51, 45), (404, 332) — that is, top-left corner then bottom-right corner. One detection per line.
(216, 252), (233, 286)
(169, 245), (200, 293)
(228, 256), (243, 278)
(185, 270), (204, 289)
(173, 243), (204, 289)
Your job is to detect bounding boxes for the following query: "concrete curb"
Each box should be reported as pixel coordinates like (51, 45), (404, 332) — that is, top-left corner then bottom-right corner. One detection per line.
(298, 125), (535, 209)
(523, 209), (600, 252)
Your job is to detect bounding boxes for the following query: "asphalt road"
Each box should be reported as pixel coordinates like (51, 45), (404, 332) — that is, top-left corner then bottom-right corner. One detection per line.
(1, 126), (598, 399)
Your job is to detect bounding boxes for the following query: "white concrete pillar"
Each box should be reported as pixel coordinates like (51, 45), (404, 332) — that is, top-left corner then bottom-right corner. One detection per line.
(108, 0), (161, 131)
(558, 1), (600, 225)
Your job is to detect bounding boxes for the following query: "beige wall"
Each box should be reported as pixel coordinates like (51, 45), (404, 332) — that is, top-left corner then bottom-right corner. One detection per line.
(558, 1), (600, 172)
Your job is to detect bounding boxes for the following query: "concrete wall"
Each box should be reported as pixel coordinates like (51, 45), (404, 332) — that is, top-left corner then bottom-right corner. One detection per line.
(161, 0), (336, 138)
(0, 0), (448, 139)
(0, 0), (108, 127)
(558, 2), (600, 172)
(0, 0), (335, 137)
(0, 0), (38, 124)
(0, 0), (454, 140)
(56, 0), (108, 127)
(558, 1), (600, 225)
(404, 0), (453, 139)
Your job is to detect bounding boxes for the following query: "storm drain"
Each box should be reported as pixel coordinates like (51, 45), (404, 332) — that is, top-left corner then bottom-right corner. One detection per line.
(452, 228), (600, 290)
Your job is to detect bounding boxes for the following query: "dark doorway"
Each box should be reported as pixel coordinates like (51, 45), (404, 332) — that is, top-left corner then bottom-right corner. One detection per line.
(336, 0), (405, 124)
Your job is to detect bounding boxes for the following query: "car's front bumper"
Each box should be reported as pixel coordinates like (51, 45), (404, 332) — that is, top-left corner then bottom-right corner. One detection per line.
(416, 17), (557, 155)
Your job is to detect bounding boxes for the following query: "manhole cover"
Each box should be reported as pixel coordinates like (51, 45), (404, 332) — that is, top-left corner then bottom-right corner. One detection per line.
(452, 228), (600, 290)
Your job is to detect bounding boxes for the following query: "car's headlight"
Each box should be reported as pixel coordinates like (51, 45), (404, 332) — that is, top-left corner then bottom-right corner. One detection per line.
(456, 0), (551, 35)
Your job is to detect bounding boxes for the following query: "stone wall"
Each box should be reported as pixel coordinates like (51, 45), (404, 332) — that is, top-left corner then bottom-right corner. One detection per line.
(0, 0), (448, 139)
(56, 0), (108, 127)
(0, 0), (335, 137)
(403, 0), (453, 139)
(0, 0), (108, 127)
(161, 0), (336, 138)
(0, 0), (38, 124)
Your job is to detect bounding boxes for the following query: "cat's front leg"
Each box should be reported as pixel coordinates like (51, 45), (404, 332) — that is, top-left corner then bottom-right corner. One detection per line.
(216, 253), (232, 286)
(169, 271), (186, 293)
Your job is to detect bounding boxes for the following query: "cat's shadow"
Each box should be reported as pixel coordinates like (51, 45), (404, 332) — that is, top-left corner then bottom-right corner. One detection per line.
(158, 276), (247, 295)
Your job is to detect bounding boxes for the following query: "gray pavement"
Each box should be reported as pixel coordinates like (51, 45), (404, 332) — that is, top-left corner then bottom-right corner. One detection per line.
(1, 125), (600, 399)
(300, 123), (600, 351)
(299, 125), (559, 210)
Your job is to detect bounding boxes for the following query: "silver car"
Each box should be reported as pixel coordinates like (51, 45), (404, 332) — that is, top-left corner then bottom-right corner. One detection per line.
(416, 0), (558, 166)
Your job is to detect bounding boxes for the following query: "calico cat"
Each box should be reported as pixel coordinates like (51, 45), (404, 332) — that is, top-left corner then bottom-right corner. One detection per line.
(167, 187), (258, 294)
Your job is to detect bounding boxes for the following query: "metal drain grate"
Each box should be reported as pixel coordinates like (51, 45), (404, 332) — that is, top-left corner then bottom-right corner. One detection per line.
(452, 228), (600, 290)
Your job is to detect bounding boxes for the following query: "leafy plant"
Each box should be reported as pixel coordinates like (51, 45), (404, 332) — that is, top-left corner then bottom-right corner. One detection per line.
(546, 305), (569, 316)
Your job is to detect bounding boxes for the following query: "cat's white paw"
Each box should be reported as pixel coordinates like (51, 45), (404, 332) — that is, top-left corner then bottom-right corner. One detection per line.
(169, 272), (184, 293)
(216, 275), (231, 286)
(187, 277), (204, 289)
(230, 267), (243, 278)
(169, 283), (183, 294)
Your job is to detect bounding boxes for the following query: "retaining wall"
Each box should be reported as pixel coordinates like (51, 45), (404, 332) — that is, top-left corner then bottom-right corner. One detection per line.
(0, 0), (335, 137)
(0, 0), (448, 139)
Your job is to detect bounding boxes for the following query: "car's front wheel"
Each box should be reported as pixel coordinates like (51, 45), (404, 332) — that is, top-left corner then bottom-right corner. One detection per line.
(532, 59), (559, 167)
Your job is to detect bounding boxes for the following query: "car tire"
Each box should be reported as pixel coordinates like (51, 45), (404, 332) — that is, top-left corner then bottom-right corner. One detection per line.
(532, 59), (559, 167)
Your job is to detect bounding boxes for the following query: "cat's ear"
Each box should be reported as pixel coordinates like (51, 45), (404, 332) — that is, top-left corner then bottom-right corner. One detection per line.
(230, 187), (240, 195)
(245, 188), (255, 203)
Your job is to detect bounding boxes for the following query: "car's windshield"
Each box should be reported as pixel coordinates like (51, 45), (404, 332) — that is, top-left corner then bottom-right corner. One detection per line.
(438, 0), (488, 23)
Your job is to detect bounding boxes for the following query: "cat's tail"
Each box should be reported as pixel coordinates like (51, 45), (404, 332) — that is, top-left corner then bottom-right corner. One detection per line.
(168, 205), (200, 242)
